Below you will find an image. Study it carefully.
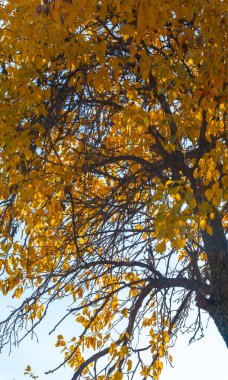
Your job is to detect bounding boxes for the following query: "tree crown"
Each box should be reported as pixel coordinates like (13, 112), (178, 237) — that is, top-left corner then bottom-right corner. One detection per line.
(0, 1), (227, 379)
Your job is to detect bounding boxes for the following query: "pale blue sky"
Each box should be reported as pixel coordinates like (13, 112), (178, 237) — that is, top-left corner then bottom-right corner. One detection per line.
(0, 294), (227, 380)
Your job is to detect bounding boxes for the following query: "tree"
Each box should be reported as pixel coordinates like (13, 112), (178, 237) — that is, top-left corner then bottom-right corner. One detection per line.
(0, 0), (227, 379)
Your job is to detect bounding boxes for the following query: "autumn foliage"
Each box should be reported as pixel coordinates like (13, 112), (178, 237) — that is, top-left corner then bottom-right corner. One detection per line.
(0, 1), (227, 379)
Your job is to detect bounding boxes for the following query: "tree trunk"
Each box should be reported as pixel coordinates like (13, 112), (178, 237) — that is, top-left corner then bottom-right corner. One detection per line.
(210, 305), (228, 348)
(202, 213), (228, 348)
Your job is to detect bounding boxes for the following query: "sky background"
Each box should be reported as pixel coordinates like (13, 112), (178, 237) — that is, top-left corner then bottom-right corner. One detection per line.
(0, 294), (227, 380)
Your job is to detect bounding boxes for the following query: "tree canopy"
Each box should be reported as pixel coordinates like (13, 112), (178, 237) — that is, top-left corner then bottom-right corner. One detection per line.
(0, 1), (227, 379)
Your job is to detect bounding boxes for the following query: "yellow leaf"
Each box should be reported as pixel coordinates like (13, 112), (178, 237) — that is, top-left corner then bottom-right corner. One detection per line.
(112, 372), (123, 380)
(13, 286), (23, 299)
(109, 342), (117, 356)
(206, 225), (213, 236)
(156, 241), (166, 253)
(141, 366), (150, 377)
(127, 359), (132, 371)
(121, 308), (128, 317)
(175, 193), (182, 202)
(25, 365), (31, 372)
(200, 219), (207, 231)
(193, 169), (198, 179)
(200, 252), (207, 260)
(25, 149), (32, 160)
(176, 238), (186, 249)
(205, 188), (213, 201)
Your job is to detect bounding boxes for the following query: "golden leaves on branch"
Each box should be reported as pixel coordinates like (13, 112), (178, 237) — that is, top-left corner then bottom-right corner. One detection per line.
(0, 1), (227, 379)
